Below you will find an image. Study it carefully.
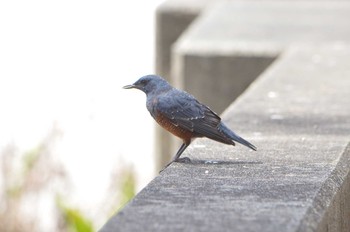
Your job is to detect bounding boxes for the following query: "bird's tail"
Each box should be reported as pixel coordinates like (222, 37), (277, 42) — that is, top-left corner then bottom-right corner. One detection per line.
(219, 123), (257, 151)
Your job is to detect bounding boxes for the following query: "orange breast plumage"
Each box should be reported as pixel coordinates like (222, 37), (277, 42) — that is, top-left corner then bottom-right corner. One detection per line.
(155, 113), (193, 143)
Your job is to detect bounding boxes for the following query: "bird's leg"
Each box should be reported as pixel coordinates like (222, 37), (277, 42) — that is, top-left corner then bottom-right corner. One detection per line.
(173, 142), (189, 161)
(160, 143), (190, 172)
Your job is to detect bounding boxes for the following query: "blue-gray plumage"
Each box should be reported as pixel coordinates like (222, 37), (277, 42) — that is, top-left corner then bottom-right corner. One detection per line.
(123, 75), (256, 169)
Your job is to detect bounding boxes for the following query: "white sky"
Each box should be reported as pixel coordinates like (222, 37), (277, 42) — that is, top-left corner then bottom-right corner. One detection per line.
(0, 0), (164, 230)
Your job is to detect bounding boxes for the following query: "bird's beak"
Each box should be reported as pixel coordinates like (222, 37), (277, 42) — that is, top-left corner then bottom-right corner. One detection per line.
(123, 84), (136, 89)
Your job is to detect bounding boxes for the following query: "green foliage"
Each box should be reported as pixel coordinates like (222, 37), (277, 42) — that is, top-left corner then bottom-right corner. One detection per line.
(118, 169), (136, 210)
(22, 145), (41, 174)
(0, 141), (52, 232)
(57, 198), (95, 232)
(106, 166), (136, 218)
(1, 127), (138, 231)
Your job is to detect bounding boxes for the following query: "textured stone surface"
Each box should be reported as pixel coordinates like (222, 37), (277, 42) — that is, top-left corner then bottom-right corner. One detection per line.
(175, 1), (350, 55)
(173, 0), (350, 112)
(155, 0), (233, 78)
(102, 1), (350, 230)
(155, 0), (217, 81)
(160, 1), (350, 166)
(100, 45), (350, 232)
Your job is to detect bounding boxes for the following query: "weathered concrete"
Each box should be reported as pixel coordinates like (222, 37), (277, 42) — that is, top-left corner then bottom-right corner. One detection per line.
(102, 1), (350, 230)
(100, 44), (350, 231)
(155, 0), (222, 79)
(158, 1), (350, 167)
(173, 0), (350, 112)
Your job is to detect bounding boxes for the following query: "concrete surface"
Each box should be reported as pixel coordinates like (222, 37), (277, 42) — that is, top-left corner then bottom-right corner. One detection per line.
(155, 0), (224, 79)
(173, 0), (350, 112)
(156, 0), (350, 168)
(100, 44), (350, 231)
(158, 1), (350, 167)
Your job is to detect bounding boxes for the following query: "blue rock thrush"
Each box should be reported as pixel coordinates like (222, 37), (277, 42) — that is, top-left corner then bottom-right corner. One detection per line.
(123, 75), (256, 170)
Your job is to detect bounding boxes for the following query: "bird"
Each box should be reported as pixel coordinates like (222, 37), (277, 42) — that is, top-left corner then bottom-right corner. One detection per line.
(123, 75), (256, 170)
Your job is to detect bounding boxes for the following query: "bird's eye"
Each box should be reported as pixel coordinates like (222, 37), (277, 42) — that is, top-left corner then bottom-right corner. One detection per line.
(140, 79), (147, 85)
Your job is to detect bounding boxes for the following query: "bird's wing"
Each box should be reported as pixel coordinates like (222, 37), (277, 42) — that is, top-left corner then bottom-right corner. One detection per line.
(157, 90), (231, 143)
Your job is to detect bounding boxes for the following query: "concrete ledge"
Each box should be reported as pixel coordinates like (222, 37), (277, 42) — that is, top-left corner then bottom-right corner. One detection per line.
(172, 0), (350, 112)
(100, 45), (350, 231)
(102, 1), (350, 230)
(163, 0), (350, 167)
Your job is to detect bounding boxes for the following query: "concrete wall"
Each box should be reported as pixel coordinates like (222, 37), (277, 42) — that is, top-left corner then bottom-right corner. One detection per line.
(100, 1), (350, 231)
(101, 44), (350, 232)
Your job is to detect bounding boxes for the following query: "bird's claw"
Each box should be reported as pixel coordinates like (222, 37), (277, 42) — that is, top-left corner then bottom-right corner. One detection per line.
(176, 157), (192, 163)
(159, 157), (192, 173)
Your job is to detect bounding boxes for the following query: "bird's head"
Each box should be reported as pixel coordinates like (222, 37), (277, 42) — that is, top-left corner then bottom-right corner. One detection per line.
(123, 75), (171, 95)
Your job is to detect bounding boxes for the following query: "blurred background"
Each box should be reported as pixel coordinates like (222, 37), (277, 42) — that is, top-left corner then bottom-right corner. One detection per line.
(0, 0), (164, 231)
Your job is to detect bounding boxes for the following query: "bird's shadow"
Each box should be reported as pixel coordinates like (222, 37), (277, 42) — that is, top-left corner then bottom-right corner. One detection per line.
(176, 157), (263, 166)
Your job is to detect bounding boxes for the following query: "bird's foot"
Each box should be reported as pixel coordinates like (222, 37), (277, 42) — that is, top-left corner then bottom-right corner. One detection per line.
(159, 157), (192, 173)
(175, 157), (192, 163)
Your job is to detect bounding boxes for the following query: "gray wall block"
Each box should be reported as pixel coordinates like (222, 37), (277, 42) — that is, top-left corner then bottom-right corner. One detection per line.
(101, 44), (350, 232)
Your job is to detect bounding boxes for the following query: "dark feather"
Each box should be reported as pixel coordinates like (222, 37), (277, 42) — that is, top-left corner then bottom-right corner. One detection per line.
(155, 89), (233, 144)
